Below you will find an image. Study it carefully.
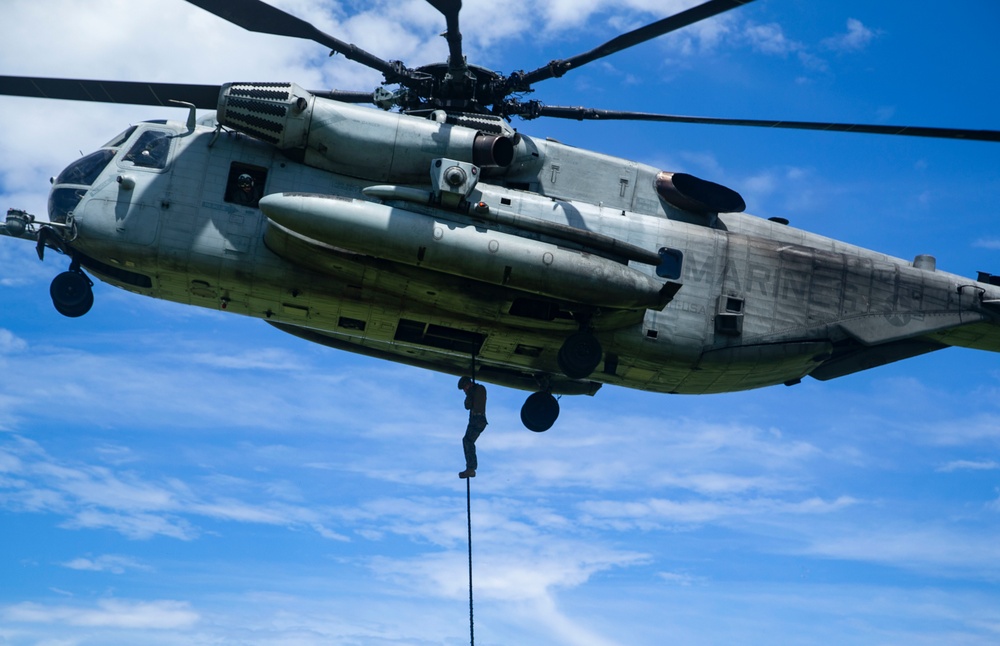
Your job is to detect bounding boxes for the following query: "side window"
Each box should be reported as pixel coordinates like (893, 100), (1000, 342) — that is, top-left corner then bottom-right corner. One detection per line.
(123, 130), (172, 169)
(225, 163), (267, 208)
(656, 247), (684, 279)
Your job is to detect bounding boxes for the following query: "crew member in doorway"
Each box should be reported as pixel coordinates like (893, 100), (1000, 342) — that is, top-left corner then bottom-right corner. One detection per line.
(458, 376), (487, 479)
(232, 173), (261, 207)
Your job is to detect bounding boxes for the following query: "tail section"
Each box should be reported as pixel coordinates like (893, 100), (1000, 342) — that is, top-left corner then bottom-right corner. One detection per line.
(932, 273), (1000, 353)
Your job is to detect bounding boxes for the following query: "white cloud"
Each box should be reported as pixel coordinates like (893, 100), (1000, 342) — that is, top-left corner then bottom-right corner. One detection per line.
(658, 571), (704, 586)
(937, 459), (999, 473)
(0, 328), (28, 354)
(735, 16), (876, 75)
(63, 510), (197, 542)
(0, 434), (351, 540)
(2, 599), (198, 630)
(917, 414), (1000, 446)
(801, 525), (1000, 578)
(656, 471), (794, 495)
(744, 21), (800, 56)
(974, 238), (1000, 250)
(371, 538), (647, 605)
(61, 554), (151, 574)
(579, 494), (857, 529)
(823, 18), (878, 53)
(187, 348), (309, 371)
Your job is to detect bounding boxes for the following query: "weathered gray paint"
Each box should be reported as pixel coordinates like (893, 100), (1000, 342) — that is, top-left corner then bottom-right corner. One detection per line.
(3, 96), (999, 405)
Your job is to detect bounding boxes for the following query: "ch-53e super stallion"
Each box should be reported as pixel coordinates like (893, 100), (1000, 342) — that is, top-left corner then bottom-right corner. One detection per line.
(2, 0), (999, 432)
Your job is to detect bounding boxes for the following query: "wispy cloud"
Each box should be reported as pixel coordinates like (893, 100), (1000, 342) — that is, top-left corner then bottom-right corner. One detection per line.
(916, 414), (1000, 446)
(0, 328), (28, 354)
(937, 459), (999, 473)
(800, 525), (1000, 579)
(822, 18), (879, 53)
(579, 494), (857, 529)
(187, 347), (310, 371)
(0, 435), (350, 540)
(738, 16), (878, 74)
(2, 599), (198, 630)
(974, 238), (1000, 250)
(658, 570), (705, 586)
(61, 554), (152, 574)
(744, 21), (800, 56)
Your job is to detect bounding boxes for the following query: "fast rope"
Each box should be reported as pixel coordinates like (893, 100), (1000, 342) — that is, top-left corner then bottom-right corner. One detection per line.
(467, 347), (476, 646)
(466, 474), (475, 646)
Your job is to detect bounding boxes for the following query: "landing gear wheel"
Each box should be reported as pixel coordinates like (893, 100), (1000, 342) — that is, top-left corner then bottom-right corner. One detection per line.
(557, 331), (603, 379)
(521, 391), (559, 432)
(50, 270), (94, 318)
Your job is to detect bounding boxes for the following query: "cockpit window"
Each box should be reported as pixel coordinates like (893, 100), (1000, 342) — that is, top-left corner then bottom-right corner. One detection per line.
(123, 130), (172, 169)
(53, 149), (116, 186)
(102, 125), (138, 148)
(48, 187), (87, 224)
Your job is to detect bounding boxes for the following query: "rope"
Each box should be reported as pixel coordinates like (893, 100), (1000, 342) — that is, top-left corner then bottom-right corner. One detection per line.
(466, 476), (475, 646)
(467, 346), (477, 645)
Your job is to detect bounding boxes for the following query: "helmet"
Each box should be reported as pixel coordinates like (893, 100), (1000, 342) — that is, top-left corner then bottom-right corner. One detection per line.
(237, 173), (253, 188)
(458, 376), (473, 390)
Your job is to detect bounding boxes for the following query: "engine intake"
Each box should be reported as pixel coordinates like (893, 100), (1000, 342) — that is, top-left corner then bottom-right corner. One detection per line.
(218, 82), (310, 148)
(217, 82), (515, 184)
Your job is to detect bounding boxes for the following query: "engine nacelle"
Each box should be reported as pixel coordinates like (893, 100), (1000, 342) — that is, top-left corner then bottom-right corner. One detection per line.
(217, 82), (514, 183)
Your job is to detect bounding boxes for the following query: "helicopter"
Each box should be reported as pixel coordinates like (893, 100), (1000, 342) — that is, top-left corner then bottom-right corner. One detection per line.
(1, 0), (999, 433)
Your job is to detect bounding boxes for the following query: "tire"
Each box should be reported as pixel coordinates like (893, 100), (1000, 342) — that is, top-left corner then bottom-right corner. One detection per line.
(557, 331), (603, 380)
(50, 271), (93, 317)
(520, 391), (559, 432)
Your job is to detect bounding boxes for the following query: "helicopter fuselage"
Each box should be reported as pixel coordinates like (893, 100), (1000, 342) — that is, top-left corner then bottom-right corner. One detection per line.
(4, 91), (999, 430)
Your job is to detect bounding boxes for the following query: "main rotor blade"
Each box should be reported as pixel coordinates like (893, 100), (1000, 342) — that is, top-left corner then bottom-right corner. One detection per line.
(519, 0), (756, 86)
(425, 0), (464, 68)
(534, 105), (1000, 142)
(314, 90), (376, 104)
(0, 76), (378, 109)
(0, 75), (221, 108)
(183, 0), (406, 81)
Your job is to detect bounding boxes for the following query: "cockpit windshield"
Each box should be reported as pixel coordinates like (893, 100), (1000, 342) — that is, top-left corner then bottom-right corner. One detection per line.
(102, 125), (138, 148)
(53, 149), (116, 186)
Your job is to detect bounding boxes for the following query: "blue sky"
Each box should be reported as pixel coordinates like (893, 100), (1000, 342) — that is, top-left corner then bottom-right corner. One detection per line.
(2, 1), (999, 644)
